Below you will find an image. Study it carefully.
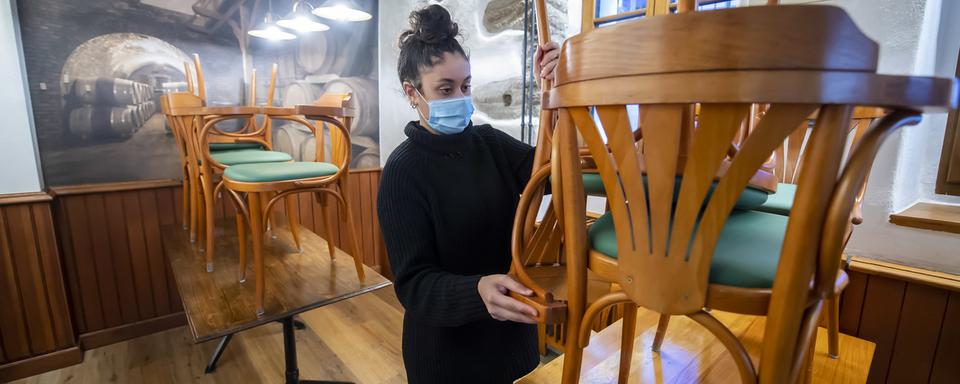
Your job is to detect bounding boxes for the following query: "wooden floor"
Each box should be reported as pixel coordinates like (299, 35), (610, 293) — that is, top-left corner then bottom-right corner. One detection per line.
(518, 308), (875, 384)
(11, 286), (873, 384)
(10, 288), (407, 384)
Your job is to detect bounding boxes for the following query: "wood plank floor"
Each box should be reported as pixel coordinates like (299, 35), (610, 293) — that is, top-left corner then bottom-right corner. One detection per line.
(12, 287), (873, 384)
(518, 308), (875, 384)
(10, 288), (406, 384)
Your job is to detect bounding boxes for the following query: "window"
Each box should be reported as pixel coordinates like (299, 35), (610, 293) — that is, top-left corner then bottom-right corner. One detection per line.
(936, 49), (960, 195)
(593, 0), (737, 27)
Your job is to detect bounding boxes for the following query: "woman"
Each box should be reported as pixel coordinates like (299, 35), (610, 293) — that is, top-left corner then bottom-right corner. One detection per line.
(377, 4), (561, 384)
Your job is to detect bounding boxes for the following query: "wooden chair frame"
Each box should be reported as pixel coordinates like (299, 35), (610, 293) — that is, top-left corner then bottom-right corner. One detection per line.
(541, 5), (954, 384)
(218, 99), (367, 316)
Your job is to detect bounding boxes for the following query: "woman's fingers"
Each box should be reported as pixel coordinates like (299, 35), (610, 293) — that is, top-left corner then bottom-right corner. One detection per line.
(495, 274), (532, 295)
(540, 61), (557, 80)
(490, 291), (538, 318)
(539, 47), (559, 68)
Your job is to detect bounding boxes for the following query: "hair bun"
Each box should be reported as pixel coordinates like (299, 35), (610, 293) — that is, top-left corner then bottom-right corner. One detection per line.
(400, 4), (460, 47)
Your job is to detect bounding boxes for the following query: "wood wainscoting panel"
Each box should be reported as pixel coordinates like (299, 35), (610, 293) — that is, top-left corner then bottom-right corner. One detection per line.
(839, 259), (960, 384)
(0, 193), (78, 380)
(50, 181), (188, 341)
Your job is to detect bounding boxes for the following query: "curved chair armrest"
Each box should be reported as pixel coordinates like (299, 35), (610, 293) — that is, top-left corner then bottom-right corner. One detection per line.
(817, 110), (922, 298)
(197, 115), (272, 170)
(508, 164), (569, 324)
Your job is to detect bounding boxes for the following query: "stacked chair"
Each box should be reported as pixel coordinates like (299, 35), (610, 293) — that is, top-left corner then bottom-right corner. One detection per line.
(161, 56), (366, 317)
(219, 97), (366, 316)
(512, 1), (956, 383)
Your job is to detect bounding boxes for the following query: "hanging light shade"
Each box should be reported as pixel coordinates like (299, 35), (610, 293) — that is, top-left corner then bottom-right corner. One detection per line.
(312, 0), (372, 22)
(277, 0), (330, 32)
(249, 13), (298, 40)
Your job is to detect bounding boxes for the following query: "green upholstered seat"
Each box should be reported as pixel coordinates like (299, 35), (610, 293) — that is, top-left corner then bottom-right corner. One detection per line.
(588, 209), (787, 289)
(224, 162), (339, 183)
(209, 142), (264, 151)
(558, 173), (769, 208)
(583, 172), (605, 196)
(209, 149), (292, 166)
(755, 182), (795, 216)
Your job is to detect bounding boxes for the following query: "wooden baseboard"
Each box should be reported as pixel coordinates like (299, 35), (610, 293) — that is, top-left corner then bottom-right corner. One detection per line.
(0, 347), (83, 383)
(848, 256), (960, 293)
(79, 312), (186, 350)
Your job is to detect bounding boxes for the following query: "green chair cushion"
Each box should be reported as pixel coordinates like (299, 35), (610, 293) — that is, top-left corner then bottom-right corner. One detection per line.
(224, 162), (339, 183)
(209, 142), (264, 151)
(755, 183), (795, 216)
(209, 149), (292, 166)
(588, 209), (786, 288)
(583, 172), (605, 196)
(555, 173), (769, 209)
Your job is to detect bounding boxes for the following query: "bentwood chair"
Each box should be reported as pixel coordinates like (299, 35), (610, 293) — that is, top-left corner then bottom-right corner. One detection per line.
(545, 5), (955, 383)
(219, 96), (366, 316)
(743, 106), (885, 358)
(180, 56), (307, 274)
(510, 0), (779, 356)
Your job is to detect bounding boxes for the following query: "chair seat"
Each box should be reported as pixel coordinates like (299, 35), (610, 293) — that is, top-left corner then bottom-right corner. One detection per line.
(569, 173), (770, 208)
(209, 149), (292, 166)
(588, 209), (787, 289)
(583, 172), (605, 196)
(209, 142), (264, 151)
(224, 161), (339, 183)
(755, 182), (795, 216)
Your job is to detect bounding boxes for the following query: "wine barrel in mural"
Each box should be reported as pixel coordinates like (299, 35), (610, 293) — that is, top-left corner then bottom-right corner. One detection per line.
(322, 77), (377, 137)
(68, 106), (139, 139)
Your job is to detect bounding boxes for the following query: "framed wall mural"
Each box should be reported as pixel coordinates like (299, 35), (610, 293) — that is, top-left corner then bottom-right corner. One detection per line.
(17, 0), (379, 187)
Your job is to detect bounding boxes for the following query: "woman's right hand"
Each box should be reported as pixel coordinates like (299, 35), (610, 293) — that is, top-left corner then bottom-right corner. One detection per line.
(478, 274), (539, 324)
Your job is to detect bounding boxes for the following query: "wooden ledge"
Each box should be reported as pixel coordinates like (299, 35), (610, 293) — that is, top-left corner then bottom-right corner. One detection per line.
(889, 201), (960, 235)
(0, 191), (52, 206)
(50, 179), (181, 196)
(848, 256), (960, 293)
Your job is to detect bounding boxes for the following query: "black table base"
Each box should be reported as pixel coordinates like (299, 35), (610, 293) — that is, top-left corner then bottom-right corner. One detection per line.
(204, 316), (351, 384)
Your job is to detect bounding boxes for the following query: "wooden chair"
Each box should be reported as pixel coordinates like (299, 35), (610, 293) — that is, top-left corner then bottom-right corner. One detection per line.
(219, 96), (366, 316)
(742, 106), (885, 359)
(511, 0), (779, 355)
(544, 5), (954, 383)
(177, 56), (304, 273)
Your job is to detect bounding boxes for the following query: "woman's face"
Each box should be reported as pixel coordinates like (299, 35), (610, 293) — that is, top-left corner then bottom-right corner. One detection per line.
(403, 52), (471, 129)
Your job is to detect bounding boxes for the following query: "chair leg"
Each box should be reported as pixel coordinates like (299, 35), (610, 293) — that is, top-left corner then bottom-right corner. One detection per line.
(202, 173), (215, 272)
(827, 295), (840, 359)
(688, 310), (756, 384)
(285, 196), (302, 252)
(236, 212), (247, 283)
(537, 323), (547, 356)
(181, 173), (190, 230)
(189, 172), (200, 243)
(196, 188), (205, 249)
(262, 192), (275, 239)
(652, 314), (670, 352)
(618, 305), (638, 384)
(335, 191), (366, 281)
(249, 192), (266, 316)
(317, 193), (338, 260)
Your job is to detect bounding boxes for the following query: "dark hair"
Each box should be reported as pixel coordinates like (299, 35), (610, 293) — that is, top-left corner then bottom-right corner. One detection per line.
(397, 5), (467, 89)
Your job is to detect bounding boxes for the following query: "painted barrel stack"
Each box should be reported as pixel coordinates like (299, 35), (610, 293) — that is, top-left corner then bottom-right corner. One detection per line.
(66, 77), (157, 140)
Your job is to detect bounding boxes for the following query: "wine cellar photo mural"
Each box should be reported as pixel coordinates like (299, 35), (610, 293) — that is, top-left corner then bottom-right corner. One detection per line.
(17, 0), (379, 187)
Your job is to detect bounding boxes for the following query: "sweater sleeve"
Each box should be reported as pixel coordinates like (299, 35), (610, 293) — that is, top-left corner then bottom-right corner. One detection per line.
(377, 162), (492, 327)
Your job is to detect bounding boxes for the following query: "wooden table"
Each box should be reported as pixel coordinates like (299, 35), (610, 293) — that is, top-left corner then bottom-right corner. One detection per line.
(163, 221), (391, 384)
(517, 307), (875, 383)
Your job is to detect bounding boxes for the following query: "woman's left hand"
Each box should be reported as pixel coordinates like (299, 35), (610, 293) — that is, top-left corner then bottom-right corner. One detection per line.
(534, 41), (560, 83)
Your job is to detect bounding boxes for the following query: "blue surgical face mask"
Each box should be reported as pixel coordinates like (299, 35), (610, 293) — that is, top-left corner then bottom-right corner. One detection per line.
(415, 87), (474, 135)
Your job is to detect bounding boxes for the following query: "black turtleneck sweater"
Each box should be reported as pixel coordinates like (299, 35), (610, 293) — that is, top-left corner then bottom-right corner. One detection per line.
(377, 121), (539, 384)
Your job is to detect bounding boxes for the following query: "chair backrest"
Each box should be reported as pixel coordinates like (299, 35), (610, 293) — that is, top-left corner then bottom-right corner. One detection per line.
(548, 5), (953, 382)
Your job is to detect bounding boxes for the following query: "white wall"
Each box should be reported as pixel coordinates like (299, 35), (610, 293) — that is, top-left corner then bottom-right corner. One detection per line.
(0, 0), (42, 194)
